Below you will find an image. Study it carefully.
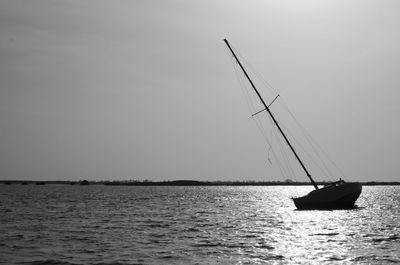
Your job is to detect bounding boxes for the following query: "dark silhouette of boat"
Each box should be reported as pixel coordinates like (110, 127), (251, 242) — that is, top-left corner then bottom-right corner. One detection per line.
(292, 179), (361, 209)
(224, 39), (362, 210)
(79, 180), (89, 185)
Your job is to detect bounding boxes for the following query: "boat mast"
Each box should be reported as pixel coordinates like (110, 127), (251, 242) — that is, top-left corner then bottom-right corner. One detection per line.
(224, 39), (318, 190)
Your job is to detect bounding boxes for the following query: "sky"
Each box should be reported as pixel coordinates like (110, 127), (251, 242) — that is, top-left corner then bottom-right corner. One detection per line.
(0, 0), (399, 182)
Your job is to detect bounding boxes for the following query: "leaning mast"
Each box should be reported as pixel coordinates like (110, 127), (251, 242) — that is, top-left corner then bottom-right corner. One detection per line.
(224, 39), (319, 190)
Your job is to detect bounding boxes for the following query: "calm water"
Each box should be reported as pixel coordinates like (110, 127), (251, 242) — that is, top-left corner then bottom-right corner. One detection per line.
(0, 185), (399, 264)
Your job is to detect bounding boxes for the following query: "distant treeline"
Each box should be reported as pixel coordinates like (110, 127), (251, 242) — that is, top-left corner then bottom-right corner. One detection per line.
(1, 180), (400, 186)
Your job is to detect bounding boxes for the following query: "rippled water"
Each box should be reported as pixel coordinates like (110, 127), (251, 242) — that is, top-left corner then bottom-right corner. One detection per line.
(0, 185), (399, 264)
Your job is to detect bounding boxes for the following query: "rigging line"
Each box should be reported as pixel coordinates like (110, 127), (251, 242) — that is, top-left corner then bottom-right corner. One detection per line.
(234, 93), (288, 178)
(256, 75), (336, 177)
(231, 54), (275, 155)
(234, 58), (262, 115)
(273, 115), (325, 181)
(274, 135), (295, 180)
(279, 122), (332, 180)
(257, 118), (290, 179)
(229, 44), (309, 181)
(259, 111), (295, 179)
(270, 116), (296, 180)
(279, 97), (345, 178)
(229, 43), (344, 181)
(231, 54), (274, 154)
(231, 45), (340, 179)
(272, 145), (292, 180)
(266, 90), (335, 178)
(254, 104), (295, 180)
(282, 106), (335, 177)
(231, 47), (280, 109)
(253, 116), (272, 152)
(275, 116), (328, 175)
(230, 46), (309, 180)
(231, 51), (271, 154)
(252, 112), (289, 180)
(253, 115), (276, 160)
(267, 146), (272, 164)
(231, 56), (257, 116)
(231, 46), (280, 96)
(231, 54), (289, 180)
(268, 120), (273, 162)
(254, 117), (270, 146)
(277, 117), (339, 181)
(306, 132), (346, 178)
(231, 50), (295, 179)
(273, 114), (296, 177)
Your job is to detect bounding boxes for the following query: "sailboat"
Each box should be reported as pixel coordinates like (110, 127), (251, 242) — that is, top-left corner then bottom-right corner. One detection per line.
(224, 39), (362, 210)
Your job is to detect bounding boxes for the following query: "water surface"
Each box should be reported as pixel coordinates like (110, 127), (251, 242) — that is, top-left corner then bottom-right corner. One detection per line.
(0, 185), (399, 264)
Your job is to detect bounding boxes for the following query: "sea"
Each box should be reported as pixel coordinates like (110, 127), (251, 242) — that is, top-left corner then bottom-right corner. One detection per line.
(0, 185), (399, 265)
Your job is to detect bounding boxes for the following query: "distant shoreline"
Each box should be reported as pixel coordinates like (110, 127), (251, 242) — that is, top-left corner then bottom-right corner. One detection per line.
(1, 180), (400, 186)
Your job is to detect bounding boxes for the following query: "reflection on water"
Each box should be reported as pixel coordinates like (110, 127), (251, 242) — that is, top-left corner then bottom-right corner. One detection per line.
(0, 185), (399, 264)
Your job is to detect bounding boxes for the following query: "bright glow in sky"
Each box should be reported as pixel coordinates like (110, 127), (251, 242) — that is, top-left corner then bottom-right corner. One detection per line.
(1, 0), (399, 181)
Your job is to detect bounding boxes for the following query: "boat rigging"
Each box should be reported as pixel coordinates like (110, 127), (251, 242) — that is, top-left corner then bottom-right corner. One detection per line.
(223, 38), (362, 209)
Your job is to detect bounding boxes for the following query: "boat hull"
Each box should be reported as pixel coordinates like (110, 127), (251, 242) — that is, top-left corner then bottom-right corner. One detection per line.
(292, 182), (362, 210)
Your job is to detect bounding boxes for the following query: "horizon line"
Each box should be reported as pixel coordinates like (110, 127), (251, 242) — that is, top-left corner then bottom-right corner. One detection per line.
(1, 179), (400, 186)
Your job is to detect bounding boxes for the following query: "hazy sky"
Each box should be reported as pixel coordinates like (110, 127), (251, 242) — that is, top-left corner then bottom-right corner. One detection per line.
(1, 0), (399, 182)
